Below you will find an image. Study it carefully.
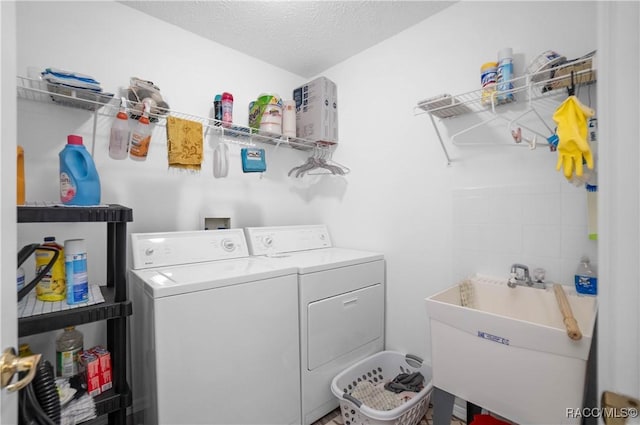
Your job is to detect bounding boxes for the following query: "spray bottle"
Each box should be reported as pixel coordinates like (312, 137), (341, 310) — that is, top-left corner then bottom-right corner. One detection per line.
(108, 98), (131, 160)
(129, 102), (152, 161)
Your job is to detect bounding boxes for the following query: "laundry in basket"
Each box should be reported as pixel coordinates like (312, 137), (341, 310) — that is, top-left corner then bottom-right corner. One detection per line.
(331, 351), (433, 425)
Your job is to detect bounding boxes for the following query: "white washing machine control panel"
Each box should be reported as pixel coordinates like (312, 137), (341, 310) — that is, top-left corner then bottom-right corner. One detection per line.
(245, 225), (332, 255)
(131, 229), (249, 269)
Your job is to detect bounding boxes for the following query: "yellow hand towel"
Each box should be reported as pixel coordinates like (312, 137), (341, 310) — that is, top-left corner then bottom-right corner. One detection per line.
(166, 116), (203, 171)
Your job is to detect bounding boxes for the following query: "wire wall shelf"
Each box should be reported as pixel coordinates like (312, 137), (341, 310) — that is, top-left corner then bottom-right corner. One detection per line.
(415, 53), (596, 165)
(16, 76), (337, 153)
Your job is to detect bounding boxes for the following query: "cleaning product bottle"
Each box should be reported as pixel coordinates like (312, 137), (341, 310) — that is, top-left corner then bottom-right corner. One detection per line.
(497, 47), (514, 104)
(19, 343), (33, 358)
(129, 102), (152, 161)
(35, 236), (66, 301)
(64, 238), (89, 305)
(480, 62), (498, 106)
(108, 98), (131, 160)
(59, 135), (101, 205)
(17, 145), (25, 205)
(56, 326), (83, 378)
(574, 256), (597, 295)
(213, 94), (222, 126)
(586, 117), (598, 240)
(221, 92), (233, 128)
(17, 267), (25, 292)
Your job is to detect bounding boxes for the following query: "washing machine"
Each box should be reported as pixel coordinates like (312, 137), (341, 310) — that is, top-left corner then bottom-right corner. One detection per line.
(129, 229), (301, 425)
(245, 225), (385, 425)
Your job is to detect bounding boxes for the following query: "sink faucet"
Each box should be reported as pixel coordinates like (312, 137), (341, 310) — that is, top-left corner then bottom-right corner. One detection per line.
(508, 263), (546, 289)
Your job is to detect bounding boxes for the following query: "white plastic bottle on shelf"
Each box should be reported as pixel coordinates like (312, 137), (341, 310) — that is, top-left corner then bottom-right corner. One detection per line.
(497, 47), (514, 103)
(282, 99), (296, 138)
(108, 98), (131, 160)
(129, 103), (152, 161)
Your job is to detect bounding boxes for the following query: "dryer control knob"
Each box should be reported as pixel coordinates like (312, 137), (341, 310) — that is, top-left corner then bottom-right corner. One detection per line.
(262, 236), (273, 248)
(221, 239), (235, 252)
(145, 248), (154, 256)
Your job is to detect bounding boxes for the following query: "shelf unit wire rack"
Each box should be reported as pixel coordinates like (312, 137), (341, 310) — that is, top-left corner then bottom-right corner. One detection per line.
(16, 76), (337, 153)
(414, 54), (596, 165)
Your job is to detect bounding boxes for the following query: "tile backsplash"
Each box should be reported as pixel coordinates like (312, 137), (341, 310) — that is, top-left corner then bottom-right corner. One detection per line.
(452, 182), (597, 286)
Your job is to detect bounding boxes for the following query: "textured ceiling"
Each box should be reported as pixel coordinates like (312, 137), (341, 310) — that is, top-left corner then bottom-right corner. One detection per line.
(120, 1), (455, 78)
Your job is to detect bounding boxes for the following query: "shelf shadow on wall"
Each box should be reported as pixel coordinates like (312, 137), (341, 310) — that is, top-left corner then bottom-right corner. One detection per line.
(288, 175), (348, 203)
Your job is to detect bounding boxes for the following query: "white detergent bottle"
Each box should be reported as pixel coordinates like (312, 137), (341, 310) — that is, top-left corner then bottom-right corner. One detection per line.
(108, 98), (131, 160)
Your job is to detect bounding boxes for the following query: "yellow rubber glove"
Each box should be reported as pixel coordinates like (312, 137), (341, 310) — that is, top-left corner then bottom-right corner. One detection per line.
(552, 96), (595, 179)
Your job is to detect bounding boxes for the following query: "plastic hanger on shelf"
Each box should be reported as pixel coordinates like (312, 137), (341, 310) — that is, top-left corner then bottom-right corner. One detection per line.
(288, 145), (349, 178)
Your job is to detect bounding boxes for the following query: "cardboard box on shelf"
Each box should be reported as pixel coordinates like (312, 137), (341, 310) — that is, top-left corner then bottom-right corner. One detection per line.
(90, 345), (113, 393)
(549, 57), (596, 91)
(79, 351), (101, 397)
(293, 76), (338, 143)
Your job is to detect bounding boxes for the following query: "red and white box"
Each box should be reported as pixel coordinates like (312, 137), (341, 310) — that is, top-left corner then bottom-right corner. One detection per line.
(79, 351), (101, 397)
(89, 345), (112, 392)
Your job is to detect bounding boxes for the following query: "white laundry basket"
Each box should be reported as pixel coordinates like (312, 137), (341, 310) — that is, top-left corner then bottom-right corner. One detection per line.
(331, 351), (433, 425)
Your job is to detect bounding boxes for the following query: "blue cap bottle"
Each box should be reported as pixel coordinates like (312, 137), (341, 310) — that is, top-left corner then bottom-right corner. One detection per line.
(59, 135), (101, 205)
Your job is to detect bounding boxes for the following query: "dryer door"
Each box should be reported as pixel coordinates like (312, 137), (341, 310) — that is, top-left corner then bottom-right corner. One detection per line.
(307, 283), (384, 370)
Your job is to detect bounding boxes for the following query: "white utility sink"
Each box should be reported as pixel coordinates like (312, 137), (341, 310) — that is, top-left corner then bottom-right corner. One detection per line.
(425, 275), (598, 425)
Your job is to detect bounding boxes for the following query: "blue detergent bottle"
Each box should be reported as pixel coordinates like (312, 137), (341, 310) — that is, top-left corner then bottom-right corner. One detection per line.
(59, 135), (101, 205)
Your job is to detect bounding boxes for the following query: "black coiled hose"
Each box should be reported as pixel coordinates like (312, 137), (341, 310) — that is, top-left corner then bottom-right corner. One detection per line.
(19, 360), (60, 425)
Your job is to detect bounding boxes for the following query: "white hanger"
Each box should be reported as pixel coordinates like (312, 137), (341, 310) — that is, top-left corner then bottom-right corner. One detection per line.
(288, 145), (350, 178)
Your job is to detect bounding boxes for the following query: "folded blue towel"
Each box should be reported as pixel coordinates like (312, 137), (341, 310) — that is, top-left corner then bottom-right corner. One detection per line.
(43, 68), (102, 92)
(44, 68), (99, 84)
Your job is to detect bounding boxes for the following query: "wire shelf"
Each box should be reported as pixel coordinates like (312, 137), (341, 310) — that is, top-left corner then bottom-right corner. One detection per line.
(415, 53), (596, 165)
(416, 54), (596, 119)
(16, 76), (337, 152)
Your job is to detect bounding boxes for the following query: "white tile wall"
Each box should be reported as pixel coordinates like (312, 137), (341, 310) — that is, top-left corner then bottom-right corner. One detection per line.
(452, 183), (597, 286)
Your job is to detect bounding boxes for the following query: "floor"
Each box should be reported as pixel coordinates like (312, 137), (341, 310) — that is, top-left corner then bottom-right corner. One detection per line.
(312, 404), (466, 425)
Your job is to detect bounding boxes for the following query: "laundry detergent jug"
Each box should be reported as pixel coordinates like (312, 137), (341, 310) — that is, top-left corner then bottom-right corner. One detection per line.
(59, 135), (101, 205)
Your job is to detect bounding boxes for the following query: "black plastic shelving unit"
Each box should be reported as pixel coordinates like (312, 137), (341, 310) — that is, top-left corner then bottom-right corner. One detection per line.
(18, 204), (133, 425)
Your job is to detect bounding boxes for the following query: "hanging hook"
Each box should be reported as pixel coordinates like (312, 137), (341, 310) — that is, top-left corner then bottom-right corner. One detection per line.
(567, 70), (576, 96)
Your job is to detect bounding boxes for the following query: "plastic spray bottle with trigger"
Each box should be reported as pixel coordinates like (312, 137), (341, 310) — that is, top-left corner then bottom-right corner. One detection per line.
(129, 102), (152, 161)
(108, 97), (131, 160)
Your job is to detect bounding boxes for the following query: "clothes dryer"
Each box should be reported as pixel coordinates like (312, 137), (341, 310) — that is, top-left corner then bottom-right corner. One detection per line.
(245, 225), (385, 425)
(129, 229), (300, 425)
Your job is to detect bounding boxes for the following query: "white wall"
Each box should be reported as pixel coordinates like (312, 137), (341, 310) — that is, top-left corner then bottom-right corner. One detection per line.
(15, 1), (598, 368)
(320, 1), (597, 358)
(14, 1), (329, 362)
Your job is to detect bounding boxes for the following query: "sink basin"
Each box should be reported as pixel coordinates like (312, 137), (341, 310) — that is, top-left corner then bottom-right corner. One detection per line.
(425, 275), (598, 425)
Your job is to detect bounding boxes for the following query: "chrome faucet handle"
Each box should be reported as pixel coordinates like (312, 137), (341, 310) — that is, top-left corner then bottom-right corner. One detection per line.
(508, 272), (518, 288)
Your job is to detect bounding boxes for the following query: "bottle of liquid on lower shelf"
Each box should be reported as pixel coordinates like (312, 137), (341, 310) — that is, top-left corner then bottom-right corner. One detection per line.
(56, 326), (83, 378)
(574, 256), (597, 295)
